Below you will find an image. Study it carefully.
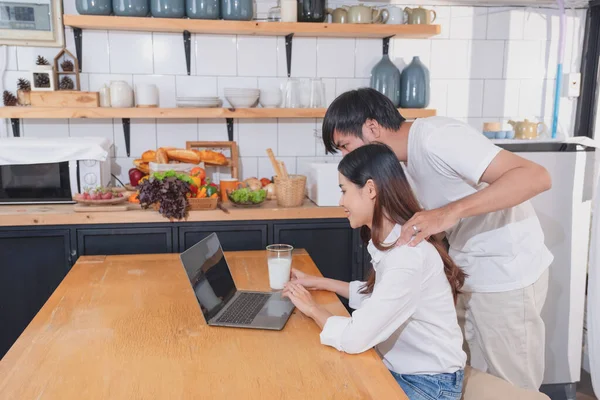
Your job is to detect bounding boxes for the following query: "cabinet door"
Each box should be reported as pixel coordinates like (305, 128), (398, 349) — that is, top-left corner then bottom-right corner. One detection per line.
(77, 227), (174, 256)
(273, 222), (358, 282)
(179, 224), (268, 252)
(0, 229), (72, 358)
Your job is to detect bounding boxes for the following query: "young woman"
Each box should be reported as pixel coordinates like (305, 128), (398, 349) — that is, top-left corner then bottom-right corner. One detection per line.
(282, 143), (467, 400)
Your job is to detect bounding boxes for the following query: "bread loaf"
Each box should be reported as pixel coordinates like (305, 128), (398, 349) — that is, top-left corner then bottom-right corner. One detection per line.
(141, 150), (156, 162)
(133, 159), (150, 174)
(156, 148), (169, 164)
(166, 149), (201, 164)
(194, 149), (228, 166)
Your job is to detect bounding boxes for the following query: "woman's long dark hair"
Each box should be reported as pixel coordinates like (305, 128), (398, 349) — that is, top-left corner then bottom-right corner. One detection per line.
(338, 143), (466, 302)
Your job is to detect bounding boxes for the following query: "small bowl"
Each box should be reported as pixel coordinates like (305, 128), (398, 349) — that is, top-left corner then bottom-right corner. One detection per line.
(482, 131), (496, 139)
(226, 95), (259, 108)
(505, 130), (515, 139)
(260, 91), (282, 108)
(495, 131), (507, 139)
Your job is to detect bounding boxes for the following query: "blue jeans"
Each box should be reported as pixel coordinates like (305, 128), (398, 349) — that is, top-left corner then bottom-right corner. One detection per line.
(390, 369), (464, 400)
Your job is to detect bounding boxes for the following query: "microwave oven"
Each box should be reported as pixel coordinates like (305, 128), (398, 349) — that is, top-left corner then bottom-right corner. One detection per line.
(0, 137), (112, 204)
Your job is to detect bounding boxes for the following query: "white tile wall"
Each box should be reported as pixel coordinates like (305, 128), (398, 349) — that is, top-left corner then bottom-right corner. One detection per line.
(1, 3), (587, 182)
(108, 31), (154, 74)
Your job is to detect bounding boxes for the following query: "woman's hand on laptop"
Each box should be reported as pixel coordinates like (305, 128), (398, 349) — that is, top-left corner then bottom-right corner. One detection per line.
(282, 282), (332, 329)
(290, 268), (322, 290)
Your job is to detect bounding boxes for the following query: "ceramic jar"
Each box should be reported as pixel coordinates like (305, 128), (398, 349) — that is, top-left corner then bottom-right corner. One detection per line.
(326, 7), (347, 23)
(151, 0), (185, 17)
(385, 6), (404, 24)
(346, 5), (387, 24)
(113, 0), (149, 16)
(370, 40), (401, 107)
(404, 6), (436, 24)
(221, 0), (253, 20)
(400, 56), (430, 108)
(110, 81), (134, 108)
(135, 84), (159, 107)
(508, 119), (548, 139)
(76, 0), (112, 15)
(186, 0), (220, 19)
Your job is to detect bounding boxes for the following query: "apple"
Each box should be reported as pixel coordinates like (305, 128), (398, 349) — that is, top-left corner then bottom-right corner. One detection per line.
(101, 192), (113, 200)
(83, 192), (91, 200)
(129, 168), (145, 187)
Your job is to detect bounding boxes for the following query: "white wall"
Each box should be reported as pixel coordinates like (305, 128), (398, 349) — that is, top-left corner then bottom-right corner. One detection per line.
(0, 2), (587, 185)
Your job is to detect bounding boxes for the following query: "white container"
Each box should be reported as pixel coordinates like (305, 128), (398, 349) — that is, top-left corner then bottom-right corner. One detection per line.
(135, 83), (159, 107)
(99, 84), (111, 107)
(281, 0), (297, 22)
(110, 81), (134, 108)
(306, 162), (341, 206)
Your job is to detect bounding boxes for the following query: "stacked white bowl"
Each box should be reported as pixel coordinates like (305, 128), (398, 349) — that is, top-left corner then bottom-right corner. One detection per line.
(176, 97), (222, 108)
(224, 88), (260, 108)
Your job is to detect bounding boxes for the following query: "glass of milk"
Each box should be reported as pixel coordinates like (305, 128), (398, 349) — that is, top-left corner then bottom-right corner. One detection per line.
(266, 244), (294, 290)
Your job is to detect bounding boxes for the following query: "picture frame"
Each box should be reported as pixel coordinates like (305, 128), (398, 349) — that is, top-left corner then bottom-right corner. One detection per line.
(0, 0), (65, 47)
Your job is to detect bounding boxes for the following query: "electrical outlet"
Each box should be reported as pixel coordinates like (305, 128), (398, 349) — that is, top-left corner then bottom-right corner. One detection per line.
(564, 72), (581, 98)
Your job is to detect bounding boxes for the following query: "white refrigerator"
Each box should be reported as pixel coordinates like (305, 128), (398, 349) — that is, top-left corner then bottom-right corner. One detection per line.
(500, 141), (596, 395)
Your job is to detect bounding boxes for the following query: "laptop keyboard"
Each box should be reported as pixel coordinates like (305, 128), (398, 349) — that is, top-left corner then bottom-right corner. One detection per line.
(215, 292), (271, 325)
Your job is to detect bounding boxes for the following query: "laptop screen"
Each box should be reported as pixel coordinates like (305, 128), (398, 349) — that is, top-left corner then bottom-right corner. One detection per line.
(180, 233), (237, 321)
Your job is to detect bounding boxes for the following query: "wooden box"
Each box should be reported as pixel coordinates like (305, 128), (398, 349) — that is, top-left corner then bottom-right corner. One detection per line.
(30, 91), (100, 108)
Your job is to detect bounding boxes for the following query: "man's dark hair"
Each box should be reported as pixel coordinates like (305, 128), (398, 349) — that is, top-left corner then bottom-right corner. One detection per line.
(322, 88), (406, 154)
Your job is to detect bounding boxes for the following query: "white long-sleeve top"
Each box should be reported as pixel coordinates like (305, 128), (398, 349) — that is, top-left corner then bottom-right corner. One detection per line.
(320, 224), (467, 375)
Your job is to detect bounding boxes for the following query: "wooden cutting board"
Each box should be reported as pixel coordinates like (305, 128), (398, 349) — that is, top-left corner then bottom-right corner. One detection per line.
(73, 204), (130, 212)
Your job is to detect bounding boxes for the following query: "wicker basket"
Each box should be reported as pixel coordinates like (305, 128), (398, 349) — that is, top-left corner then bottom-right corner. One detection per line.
(274, 174), (307, 208)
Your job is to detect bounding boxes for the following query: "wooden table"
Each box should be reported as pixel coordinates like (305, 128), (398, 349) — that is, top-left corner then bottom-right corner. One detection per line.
(0, 250), (406, 399)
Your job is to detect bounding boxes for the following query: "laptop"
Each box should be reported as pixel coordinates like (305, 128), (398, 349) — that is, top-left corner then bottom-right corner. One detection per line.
(180, 233), (295, 330)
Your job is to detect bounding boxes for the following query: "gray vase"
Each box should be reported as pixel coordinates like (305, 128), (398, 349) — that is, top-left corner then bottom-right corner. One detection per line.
(187, 0), (220, 18)
(400, 56), (430, 109)
(370, 41), (401, 107)
(151, 0), (185, 17)
(76, 0), (112, 15)
(221, 0), (253, 20)
(113, 0), (149, 16)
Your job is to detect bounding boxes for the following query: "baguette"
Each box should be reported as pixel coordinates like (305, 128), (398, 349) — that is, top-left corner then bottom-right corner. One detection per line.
(133, 159), (150, 174)
(194, 149), (228, 166)
(156, 148), (169, 164)
(166, 149), (201, 164)
(141, 150), (156, 162)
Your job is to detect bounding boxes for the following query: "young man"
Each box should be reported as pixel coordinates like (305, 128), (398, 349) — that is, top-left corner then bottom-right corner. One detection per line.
(321, 88), (553, 391)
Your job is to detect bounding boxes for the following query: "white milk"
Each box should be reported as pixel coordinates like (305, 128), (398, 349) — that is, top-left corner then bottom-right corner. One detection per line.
(268, 258), (292, 290)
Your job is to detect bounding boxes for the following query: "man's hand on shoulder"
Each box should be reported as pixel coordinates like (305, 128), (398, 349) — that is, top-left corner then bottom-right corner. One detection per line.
(397, 205), (459, 247)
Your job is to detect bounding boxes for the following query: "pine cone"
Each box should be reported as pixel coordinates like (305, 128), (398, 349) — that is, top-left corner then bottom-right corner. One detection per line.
(3, 91), (17, 106)
(36, 55), (50, 66)
(17, 78), (31, 91)
(34, 72), (50, 88)
(59, 76), (75, 90)
(61, 59), (74, 72)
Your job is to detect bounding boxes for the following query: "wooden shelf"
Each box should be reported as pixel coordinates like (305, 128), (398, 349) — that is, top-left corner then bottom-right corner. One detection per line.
(63, 15), (440, 38)
(0, 107), (436, 119)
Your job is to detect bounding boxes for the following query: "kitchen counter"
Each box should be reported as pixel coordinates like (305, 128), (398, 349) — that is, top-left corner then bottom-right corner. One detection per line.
(0, 250), (406, 399)
(0, 199), (346, 227)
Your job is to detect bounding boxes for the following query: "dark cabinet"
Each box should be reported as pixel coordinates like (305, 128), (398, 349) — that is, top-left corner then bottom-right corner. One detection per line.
(179, 224), (268, 252)
(77, 226), (174, 256)
(273, 221), (360, 283)
(0, 228), (72, 358)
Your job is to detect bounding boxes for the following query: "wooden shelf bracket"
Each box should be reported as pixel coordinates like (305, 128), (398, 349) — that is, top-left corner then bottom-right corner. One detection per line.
(183, 30), (192, 76)
(73, 27), (83, 72)
(285, 33), (293, 77)
(226, 118), (234, 141)
(10, 119), (20, 137)
(122, 118), (131, 157)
